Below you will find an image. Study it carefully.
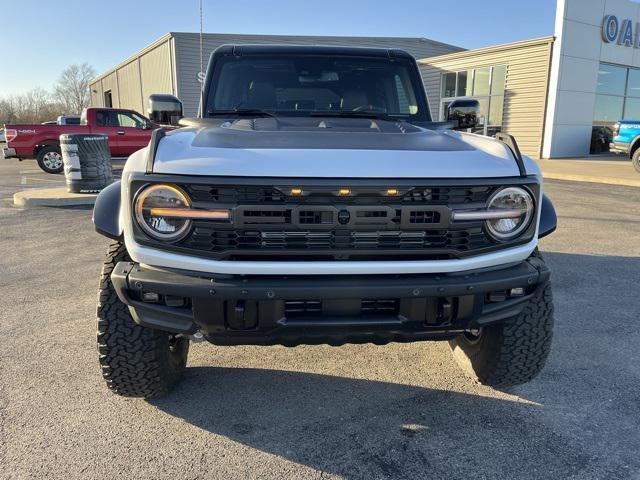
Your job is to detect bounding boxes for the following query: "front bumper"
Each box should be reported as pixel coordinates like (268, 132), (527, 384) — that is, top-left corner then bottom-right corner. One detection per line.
(609, 142), (630, 155)
(2, 147), (16, 159)
(111, 255), (550, 346)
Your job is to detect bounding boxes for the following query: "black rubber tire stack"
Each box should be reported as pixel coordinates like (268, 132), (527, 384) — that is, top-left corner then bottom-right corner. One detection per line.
(60, 133), (113, 193)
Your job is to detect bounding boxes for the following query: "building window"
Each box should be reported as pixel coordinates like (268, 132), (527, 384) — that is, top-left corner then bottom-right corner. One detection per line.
(104, 90), (113, 108)
(473, 67), (491, 96)
(592, 63), (640, 153)
(442, 73), (456, 98)
(457, 71), (470, 96)
(439, 65), (506, 136)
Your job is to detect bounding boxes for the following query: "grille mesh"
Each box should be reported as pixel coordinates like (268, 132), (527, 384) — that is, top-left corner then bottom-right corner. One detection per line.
(166, 183), (512, 260)
(183, 225), (489, 253)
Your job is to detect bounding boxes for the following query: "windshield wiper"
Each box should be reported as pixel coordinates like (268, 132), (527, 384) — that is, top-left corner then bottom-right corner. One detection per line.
(207, 109), (276, 117)
(309, 111), (402, 121)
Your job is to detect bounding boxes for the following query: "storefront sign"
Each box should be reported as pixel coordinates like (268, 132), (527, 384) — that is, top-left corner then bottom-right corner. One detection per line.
(602, 14), (640, 47)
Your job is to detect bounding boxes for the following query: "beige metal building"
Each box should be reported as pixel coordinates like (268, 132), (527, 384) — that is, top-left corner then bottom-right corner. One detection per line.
(90, 32), (463, 118)
(90, 31), (558, 158)
(92, 0), (640, 160)
(420, 37), (555, 157)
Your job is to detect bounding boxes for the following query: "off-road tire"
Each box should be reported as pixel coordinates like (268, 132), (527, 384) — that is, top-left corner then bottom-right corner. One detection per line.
(36, 145), (64, 174)
(97, 241), (189, 398)
(449, 283), (554, 388)
(632, 148), (640, 174)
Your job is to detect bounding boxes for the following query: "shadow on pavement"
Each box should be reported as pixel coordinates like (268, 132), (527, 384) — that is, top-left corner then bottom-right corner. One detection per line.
(150, 369), (586, 478)
(147, 251), (639, 479)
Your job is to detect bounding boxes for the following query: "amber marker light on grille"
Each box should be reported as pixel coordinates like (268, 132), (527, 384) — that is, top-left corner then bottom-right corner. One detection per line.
(387, 188), (399, 196)
(290, 188), (303, 196)
(338, 188), (351, 196)
(148, 208), (231, 220)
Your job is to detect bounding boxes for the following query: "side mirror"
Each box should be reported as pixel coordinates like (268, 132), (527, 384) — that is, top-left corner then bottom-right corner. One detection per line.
(148, 94), (183, 126)
(447, 99), (480, 131)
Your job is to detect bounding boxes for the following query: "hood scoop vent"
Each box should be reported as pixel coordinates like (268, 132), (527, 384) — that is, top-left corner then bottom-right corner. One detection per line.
(221, 116), (423, 134)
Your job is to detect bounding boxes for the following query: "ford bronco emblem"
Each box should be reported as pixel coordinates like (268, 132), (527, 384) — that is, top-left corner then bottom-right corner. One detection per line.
(338, 209), (351, 225)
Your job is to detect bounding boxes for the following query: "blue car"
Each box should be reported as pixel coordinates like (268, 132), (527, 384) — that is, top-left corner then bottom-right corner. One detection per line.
(610, 121), (640, 172)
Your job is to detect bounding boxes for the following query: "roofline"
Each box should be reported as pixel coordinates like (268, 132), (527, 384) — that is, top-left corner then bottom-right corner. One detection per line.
(417, 36), (555, 64)
(169, 31), (464, 52)
(90, 31), (466, 84)
(90, 32), (174, 85)
(213, 44), (415, 58)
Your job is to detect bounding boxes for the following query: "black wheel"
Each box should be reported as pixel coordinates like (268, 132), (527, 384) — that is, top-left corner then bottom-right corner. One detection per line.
(36, 145), (64, 174)
(449, 284), (554, 388)
(632, 149), (640, 174)
(97, 241), (189, 398)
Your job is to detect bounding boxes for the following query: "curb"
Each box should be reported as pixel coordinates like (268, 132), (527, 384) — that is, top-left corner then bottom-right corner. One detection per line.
(541, 171), (640, 188)
(13, 187), (98, 207)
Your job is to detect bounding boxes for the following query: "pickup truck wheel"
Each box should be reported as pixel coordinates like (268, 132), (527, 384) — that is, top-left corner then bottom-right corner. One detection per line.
(448, 284), (554, 388)
(36, 146), (64, 174)
(97, 241), (189, 398)
(632, 149), (640, 173)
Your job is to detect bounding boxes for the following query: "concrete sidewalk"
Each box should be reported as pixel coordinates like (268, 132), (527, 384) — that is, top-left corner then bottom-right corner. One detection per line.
(535, 155), (640, 187)
(13, 188), (98, 207)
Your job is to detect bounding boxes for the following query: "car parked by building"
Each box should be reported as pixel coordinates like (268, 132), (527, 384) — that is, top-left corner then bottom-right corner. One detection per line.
(3, 107), (158, 173)
(57, 115), (81, 125)
(610, 121), (640, 172)
(93, 45), (557, 398)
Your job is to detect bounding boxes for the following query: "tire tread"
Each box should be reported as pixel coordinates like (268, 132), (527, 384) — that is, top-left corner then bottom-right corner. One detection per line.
(96, 242), (188, 398)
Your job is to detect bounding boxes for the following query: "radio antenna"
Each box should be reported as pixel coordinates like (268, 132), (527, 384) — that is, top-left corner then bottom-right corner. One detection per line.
(199, 0), (204, 116)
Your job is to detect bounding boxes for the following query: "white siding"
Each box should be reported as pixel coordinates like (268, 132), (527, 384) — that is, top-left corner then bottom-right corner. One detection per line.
(89, 34), (175, 113)
(419, 37), (554, 158)
(99, 71), (119, 108)
(140, 42), (173, 115)
(117, 60), (143, 113)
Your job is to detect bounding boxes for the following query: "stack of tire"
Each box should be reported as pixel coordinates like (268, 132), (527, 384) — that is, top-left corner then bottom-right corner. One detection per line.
(60, 133), (113, 193)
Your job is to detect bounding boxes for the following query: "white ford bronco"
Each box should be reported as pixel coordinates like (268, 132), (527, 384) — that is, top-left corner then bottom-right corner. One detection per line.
(93, 45), (557, 398)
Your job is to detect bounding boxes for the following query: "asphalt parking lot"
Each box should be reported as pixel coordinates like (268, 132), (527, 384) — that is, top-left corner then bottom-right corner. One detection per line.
(1, 158), (639, 480)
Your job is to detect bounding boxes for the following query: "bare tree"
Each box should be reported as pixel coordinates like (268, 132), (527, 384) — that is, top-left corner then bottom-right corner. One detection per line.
(0, 63), (95, 126)
(0, 88), (66, 125)
(53, 63), (96, 114)
(0, 96), (19, 125)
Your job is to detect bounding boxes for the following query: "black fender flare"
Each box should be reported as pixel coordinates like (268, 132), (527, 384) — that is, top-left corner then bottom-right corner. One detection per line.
(538, 194), (557, 239)
(93, 180), (123, 240)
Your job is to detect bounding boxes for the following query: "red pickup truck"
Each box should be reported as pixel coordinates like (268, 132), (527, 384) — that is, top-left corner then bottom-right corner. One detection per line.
(3, 107), (158, 173)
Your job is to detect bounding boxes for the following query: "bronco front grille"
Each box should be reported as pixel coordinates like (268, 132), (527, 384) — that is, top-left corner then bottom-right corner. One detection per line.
(133, 180), (538, 261)
(183, 184), (494, 205)
(183, 226), (489, 253)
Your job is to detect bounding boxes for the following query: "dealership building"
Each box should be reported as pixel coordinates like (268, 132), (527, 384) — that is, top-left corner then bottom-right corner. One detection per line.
(90, 0), (640, 159)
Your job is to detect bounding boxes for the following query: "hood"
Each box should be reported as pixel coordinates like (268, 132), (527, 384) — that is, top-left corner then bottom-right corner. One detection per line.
(152, 117), (527, 178)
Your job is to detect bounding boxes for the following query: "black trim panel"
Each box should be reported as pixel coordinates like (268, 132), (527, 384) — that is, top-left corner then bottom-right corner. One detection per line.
(92, 181), (122, 240)
(538, 194), (557, 239)
(129, 172), (541, 187)
(145, 128), (167, 174)
(110, 257), (551, 345)
(495, 133), (526, 177)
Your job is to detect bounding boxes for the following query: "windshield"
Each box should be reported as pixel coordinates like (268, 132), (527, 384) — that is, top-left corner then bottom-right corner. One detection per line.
(205, 55), (431, 122)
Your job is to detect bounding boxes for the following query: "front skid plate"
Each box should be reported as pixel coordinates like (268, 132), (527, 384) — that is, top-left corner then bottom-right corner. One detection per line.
(109, 258), (550, 346)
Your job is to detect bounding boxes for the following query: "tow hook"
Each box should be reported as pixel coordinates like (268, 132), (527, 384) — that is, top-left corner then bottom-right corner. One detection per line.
(189, 331), (206, 343)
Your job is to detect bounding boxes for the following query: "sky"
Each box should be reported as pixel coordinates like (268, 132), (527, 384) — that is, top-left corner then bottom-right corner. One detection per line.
(0, 0), (558, 96)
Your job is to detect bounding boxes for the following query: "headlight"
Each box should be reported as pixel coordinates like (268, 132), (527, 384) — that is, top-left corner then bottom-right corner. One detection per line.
(485, 187), (534, 241)
(134, 184), (232, 242)
(134, 184), (192, 241)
